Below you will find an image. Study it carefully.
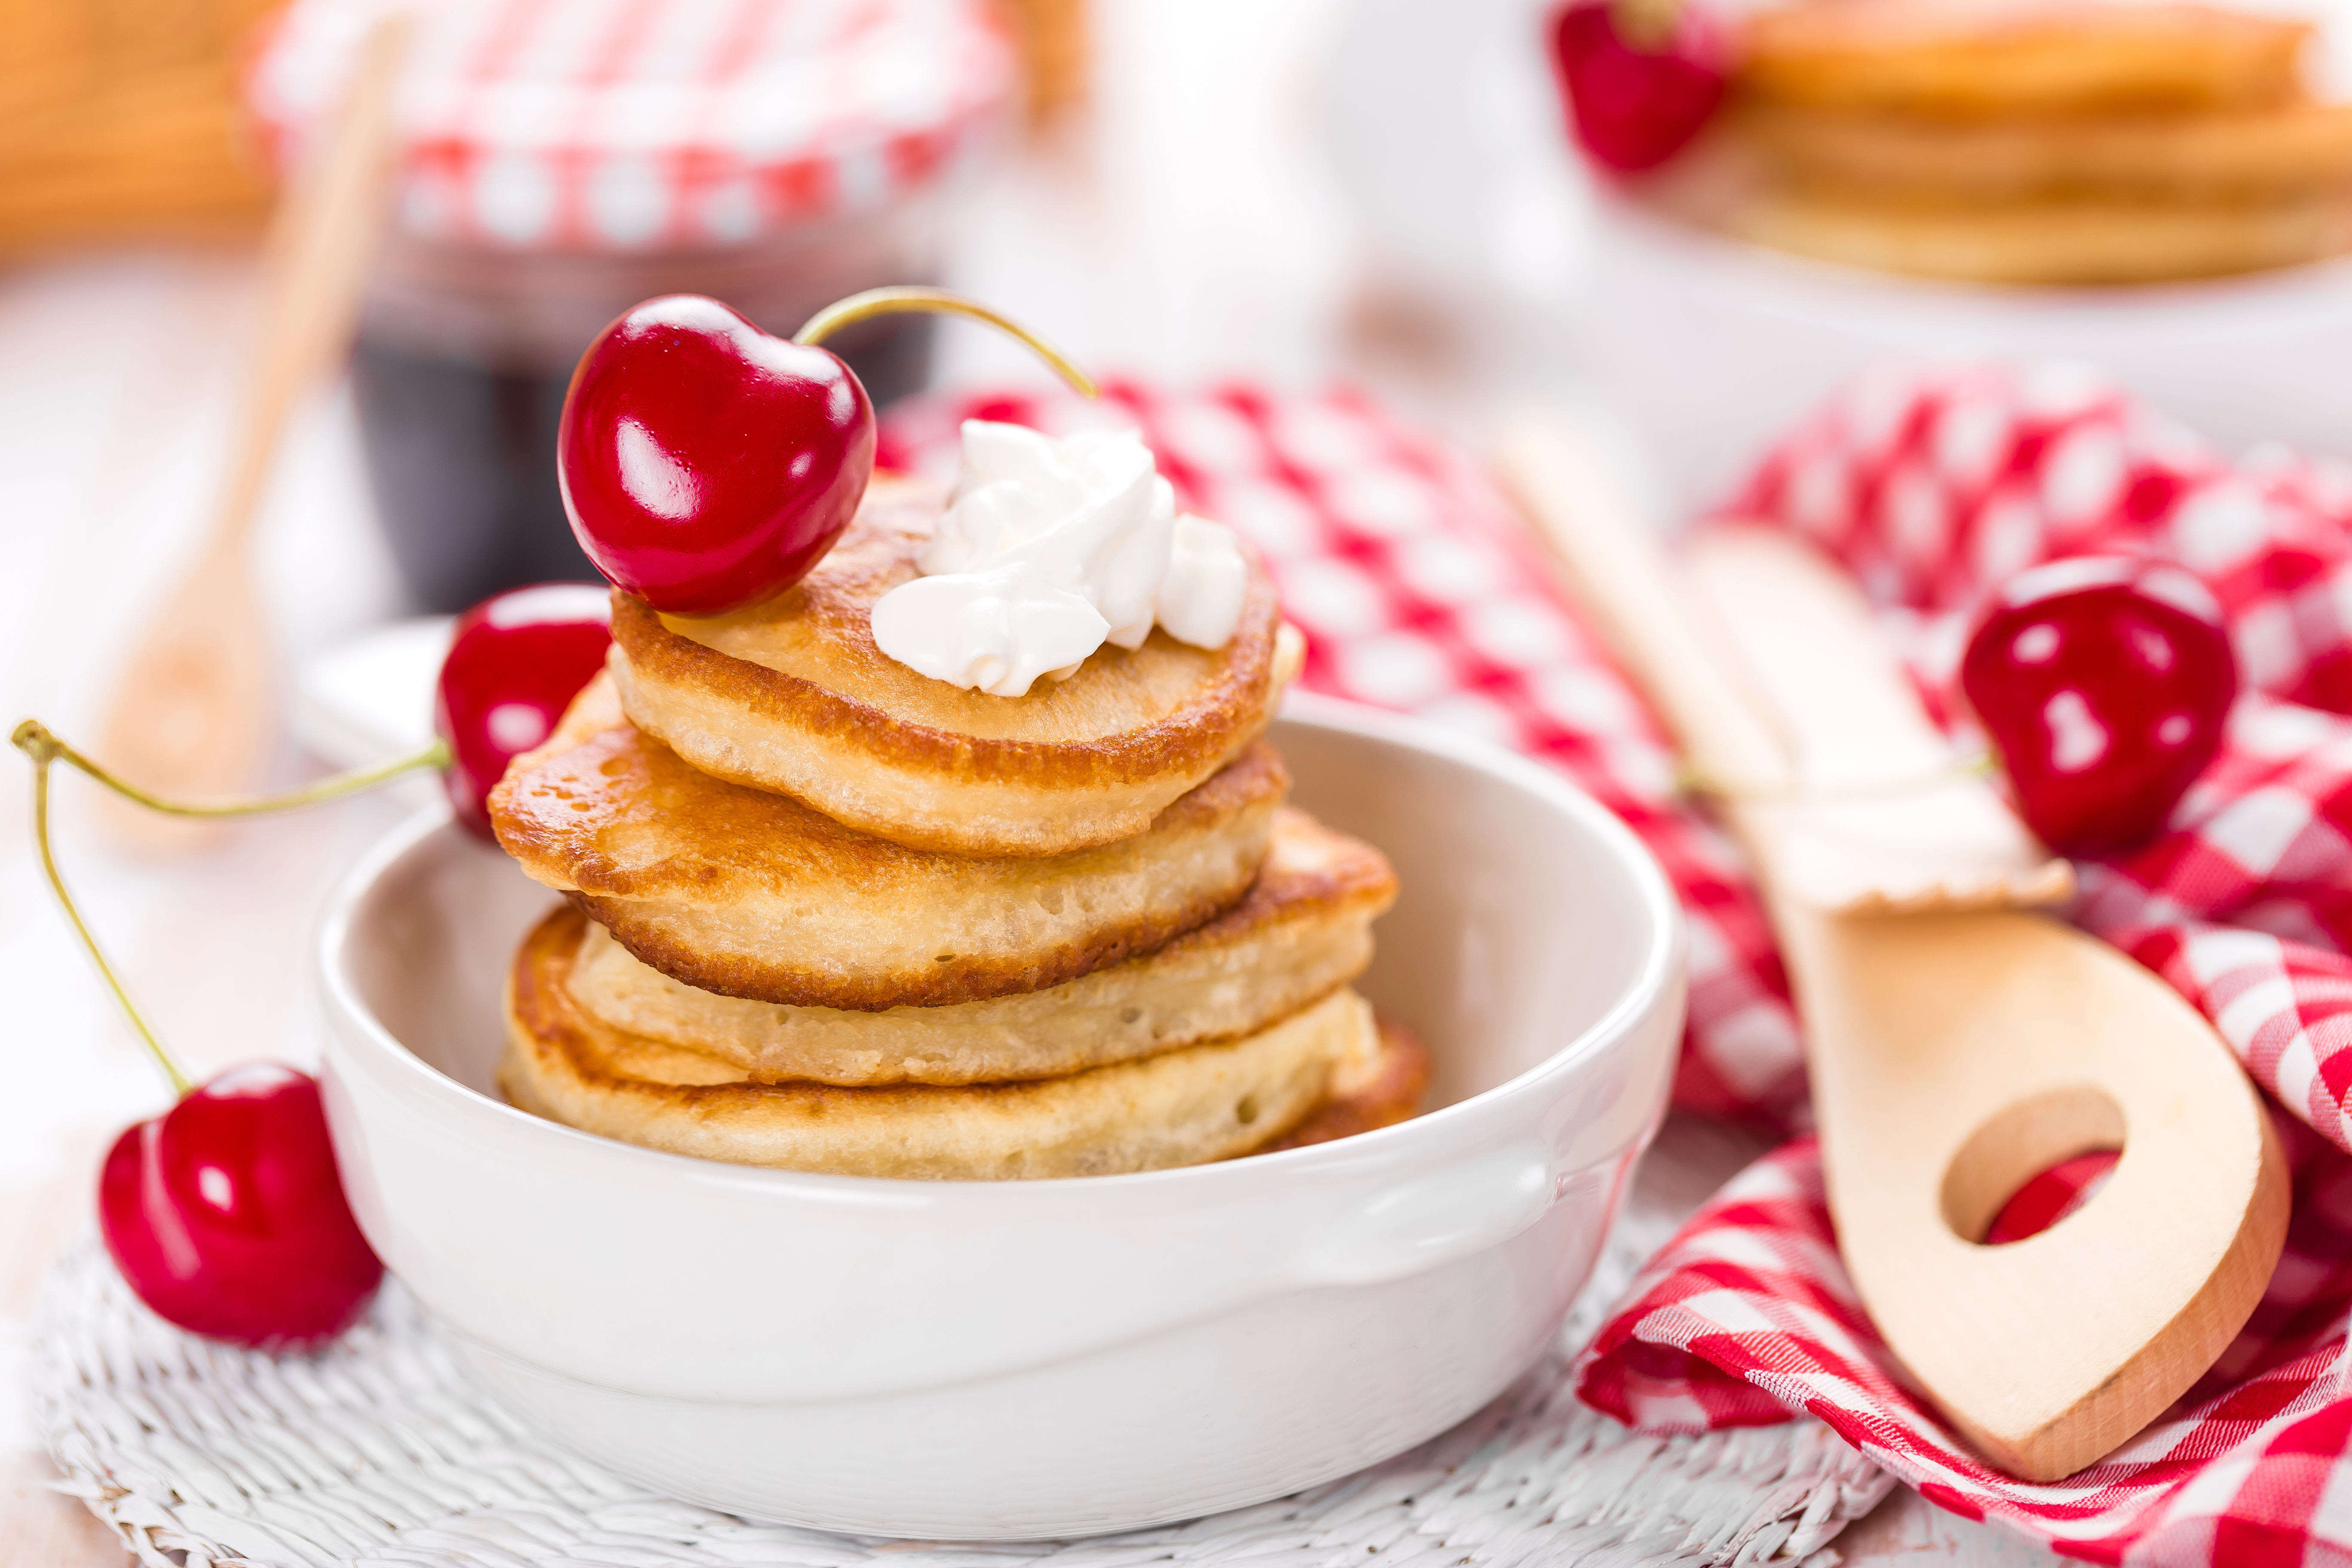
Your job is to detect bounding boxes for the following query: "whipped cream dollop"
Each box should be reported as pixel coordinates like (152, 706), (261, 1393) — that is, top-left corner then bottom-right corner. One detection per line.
(869, 421), (1250, 697)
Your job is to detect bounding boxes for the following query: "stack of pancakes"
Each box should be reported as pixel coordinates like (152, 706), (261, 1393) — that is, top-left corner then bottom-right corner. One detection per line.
(1679, 0), (2352, 284)
(486, 475), (1426, 1179)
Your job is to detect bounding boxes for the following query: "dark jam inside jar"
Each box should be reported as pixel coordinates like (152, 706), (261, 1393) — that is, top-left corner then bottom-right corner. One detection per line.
(352, 312), (934, 613)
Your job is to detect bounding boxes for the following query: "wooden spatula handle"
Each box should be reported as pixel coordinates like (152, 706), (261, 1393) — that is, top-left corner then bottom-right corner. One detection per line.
(1681, 529), (2074, 912)
(1498, 409), (2070, 914)
(1493, 408), (1791, 795)
(1678, 527), (1954, 783)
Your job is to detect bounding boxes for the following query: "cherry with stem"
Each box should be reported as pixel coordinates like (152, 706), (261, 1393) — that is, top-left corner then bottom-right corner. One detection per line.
(559, 286), (1098, 618)
(12, 720), (426, 1345)
(12, 567), (618, 1341)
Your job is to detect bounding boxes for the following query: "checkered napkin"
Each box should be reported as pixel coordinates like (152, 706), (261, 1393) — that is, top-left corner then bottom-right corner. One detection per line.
(248, 0), (1015, 251)
(889, 368), (2352, 1564)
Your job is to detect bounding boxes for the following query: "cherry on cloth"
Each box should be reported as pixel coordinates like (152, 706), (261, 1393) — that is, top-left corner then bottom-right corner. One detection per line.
(98, 1063), (382, 1348)
(557, 294), (875, 618)
(1959, 556), (2238, 858)
(434, 582), (614, 840)
(1547, 0), (1731, 175)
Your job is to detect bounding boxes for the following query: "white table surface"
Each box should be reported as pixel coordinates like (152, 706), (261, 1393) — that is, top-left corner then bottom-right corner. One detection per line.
(0, 1), (2054, 1560)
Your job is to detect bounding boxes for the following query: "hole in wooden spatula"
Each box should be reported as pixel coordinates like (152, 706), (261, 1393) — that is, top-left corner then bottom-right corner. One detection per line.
(1942, 1084), (2125, 1246)
(1983, 1151), (2119, 1245)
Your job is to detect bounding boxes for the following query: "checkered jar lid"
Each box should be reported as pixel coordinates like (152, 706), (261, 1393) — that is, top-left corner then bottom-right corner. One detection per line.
(245, 0), (1018, 253)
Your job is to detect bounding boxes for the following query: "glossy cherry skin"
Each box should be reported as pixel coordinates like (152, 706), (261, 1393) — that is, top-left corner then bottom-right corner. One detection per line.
(557, 294), (875, 617)
(434, 582), (614, 840)
(1548, 0), (1731, 175)
(99, 1063), (382, 1347)
(1960, 556), (2238, 858)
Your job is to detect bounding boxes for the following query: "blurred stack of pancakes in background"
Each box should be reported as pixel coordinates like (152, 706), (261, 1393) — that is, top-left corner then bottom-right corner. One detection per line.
(488, 475), (1426, 1179)
(1675, 0), (2352, 284)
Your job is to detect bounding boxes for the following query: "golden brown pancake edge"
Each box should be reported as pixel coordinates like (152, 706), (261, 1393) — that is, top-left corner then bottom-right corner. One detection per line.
(498, 905), (1391, 1179)
(560, 806), (1399, 1084)
(1739, 1), (2311, 119)
(490, 704), (1291, 1011)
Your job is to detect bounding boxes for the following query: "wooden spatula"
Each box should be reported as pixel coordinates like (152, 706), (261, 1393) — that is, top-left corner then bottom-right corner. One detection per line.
(92, 13), (408, 847)
(1498, 409), (2288, 1481)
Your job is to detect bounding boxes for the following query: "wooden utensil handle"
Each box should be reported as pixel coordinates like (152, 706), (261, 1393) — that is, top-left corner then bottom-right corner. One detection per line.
(1493, 408), (1792, 795)
(1680, 528), (2074, 912)
(211, 10), (409, 553)
(1498, 408), (2071, 914)
(1678, 527), (1954, 783)
(87, 11), (409, 823)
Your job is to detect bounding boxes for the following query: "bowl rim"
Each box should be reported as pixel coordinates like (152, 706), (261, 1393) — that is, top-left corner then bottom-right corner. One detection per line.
(315, 690), (1685, 1200)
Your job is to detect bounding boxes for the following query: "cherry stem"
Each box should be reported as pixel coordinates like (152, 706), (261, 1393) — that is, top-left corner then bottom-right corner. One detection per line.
(9, 720), (448, 1102)
(1679, 751), (1998, 805)
(793, 288), (1100, 400)
(9, 720), (447, 818)
(21, 745), (190, 1097)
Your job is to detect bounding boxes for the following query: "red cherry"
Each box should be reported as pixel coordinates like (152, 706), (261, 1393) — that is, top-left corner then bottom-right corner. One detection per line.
(99, 1063), (382, 1347)
(557, 294), (875, 617)
(1960, 556), (2238, 858)
(435, 583), (614, 840)
(1547, 0), (1731, 175)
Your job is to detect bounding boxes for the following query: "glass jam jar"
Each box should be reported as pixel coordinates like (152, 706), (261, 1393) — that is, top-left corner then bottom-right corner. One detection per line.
(248, 0), (1016, 612)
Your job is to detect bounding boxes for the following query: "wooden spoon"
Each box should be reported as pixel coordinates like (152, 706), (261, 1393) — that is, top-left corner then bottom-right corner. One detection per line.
(1498, 409), (2288, 1481)
(93, 13), (409, 848)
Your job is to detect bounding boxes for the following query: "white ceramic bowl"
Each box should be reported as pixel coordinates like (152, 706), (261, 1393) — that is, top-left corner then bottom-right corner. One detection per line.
(315, 693), (1686, 1540)
(1580, 198), (2352, 519)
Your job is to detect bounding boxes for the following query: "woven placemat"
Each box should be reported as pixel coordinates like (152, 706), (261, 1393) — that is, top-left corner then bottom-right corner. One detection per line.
(28, 1123), (1894, 1568)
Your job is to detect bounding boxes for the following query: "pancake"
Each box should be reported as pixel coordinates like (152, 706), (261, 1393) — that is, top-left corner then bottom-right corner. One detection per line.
(562, 807), (1397, 1086)
(1735, 100), (2352, 202)
(1740, 2), (2309, 119)
(606, 473), (1306, 858)
(489, 674), (1286, 1010)
(499, 903), (1393, 1178)
(1259, 1014), (1430, 1152)
(1721, 184), (2352, 284)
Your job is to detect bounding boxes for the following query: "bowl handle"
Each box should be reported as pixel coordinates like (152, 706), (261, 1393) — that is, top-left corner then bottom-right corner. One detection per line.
(1297, 1145), (1554, 1286)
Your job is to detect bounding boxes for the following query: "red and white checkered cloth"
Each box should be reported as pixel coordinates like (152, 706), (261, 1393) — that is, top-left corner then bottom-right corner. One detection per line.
(888, 365), (2352, 1565)
(248, 0), (1014, 251)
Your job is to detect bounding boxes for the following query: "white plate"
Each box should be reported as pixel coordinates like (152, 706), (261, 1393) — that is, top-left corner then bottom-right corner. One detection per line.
(1580, 198), (2352, 516)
